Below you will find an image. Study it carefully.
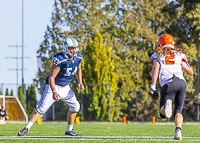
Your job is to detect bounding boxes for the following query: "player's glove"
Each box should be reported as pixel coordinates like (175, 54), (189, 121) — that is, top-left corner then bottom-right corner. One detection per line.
(149, 84), (156, 95)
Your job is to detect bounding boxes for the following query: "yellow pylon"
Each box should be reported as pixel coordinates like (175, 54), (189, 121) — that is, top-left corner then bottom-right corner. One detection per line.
(36, 117), (43, 125)
(75, 117), (80, 125)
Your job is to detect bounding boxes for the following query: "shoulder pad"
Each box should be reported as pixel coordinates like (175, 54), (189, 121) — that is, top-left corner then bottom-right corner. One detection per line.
(77, 53), (83, 59)
(52, 52), (65, 65)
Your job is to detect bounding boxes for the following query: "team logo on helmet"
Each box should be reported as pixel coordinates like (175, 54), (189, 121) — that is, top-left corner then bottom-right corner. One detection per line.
(63, 38), (79, 57)
(157, 34), (175, 48)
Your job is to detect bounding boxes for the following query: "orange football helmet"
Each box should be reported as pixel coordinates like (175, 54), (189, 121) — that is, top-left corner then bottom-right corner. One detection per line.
(157, 34), (175, 48)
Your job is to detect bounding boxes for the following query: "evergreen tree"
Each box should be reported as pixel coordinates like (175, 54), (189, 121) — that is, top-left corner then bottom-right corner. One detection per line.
(26, 85), (36, 118)
(82, 31), (119, 121)
(18, 86), (25, 108)
(5, 88), (9, 96)
(10, 89), (13, 96)
(0, 88), (2, 95)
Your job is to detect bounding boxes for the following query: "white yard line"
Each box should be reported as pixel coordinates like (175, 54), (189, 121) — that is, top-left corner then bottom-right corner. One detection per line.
(0, 136), (200, 141)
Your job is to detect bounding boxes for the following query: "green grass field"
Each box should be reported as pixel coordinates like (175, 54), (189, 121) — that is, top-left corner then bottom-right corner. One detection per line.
(0, 122), (200, 142)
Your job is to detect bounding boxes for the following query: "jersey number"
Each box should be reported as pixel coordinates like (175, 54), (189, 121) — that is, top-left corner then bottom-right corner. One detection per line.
(65, 66), (78, 76)
(165, 53), (175, 65)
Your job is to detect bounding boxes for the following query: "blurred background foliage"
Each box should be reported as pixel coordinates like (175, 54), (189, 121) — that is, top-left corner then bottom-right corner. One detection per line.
(34, 0), (200, 121)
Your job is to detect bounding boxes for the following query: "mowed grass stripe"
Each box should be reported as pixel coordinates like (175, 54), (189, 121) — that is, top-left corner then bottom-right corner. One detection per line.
(1, 123), (200, 142)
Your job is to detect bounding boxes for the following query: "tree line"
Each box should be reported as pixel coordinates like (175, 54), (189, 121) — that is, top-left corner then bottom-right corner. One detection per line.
(33, 0), (200, 121)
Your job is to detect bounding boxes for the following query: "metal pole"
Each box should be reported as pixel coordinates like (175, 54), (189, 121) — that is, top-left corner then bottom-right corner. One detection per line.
(108, 84), (110, 121)
(81, 91), (83, 120)
(22, 0), (24, 86)
(17, 43), (19, 97)
(22, 0), (26, 110)
(136, 91), (138, 121)
(197, 46), (199, 120)
(52, 104), (55, 120)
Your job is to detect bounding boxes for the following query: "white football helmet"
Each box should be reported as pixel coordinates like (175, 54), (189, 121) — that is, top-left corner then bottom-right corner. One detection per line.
(63, 38), (79, 57)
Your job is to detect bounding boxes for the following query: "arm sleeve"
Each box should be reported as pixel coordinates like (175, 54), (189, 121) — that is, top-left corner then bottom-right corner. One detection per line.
(150, 52), (158, 64)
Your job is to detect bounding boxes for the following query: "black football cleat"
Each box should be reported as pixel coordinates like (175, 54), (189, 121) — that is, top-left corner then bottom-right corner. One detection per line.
(65, 129), (82, 136)
(18, 127), (29, 136)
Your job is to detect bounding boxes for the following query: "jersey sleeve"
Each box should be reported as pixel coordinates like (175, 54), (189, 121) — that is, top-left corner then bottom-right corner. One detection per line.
(181, 53), (187, 62)
(52, 54), (63, 68)
(150, 52), (158, 64)
(77, 53), (83, 64)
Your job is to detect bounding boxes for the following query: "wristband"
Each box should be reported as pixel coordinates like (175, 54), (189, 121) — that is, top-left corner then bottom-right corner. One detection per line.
(53, 91), (57, 93)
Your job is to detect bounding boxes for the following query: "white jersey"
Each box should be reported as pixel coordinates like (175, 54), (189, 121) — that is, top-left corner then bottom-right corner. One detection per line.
(150, 51), (187, 87)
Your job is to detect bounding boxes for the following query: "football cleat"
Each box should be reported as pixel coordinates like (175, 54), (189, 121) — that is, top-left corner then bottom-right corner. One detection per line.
(164, 99), (172, 118)
(65, 129), (82, 136)
(17, 127), (29, 136)
(174, 129), (182, 140)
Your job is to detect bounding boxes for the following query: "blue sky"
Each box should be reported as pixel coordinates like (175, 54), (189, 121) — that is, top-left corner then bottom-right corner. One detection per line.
(0, 0), (54, 100)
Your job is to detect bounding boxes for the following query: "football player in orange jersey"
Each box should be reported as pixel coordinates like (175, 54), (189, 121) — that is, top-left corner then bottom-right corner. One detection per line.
(149, 34), (193, 140)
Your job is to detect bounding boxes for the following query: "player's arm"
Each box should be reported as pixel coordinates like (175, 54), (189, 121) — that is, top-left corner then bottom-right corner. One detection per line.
(152, 60), (160, 84)
(149, 60), (160, 94)
(181, 61), (194, 76)
(76, 63), (85, 91)
(49, 63), (61, 101)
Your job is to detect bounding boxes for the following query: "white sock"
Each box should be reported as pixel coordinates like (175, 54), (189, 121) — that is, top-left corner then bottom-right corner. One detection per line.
(26, 121), (33, 130)
(67, 124), (73, 132)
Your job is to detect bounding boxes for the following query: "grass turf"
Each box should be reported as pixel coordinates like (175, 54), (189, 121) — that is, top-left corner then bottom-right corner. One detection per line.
(0, 122), (200, 142)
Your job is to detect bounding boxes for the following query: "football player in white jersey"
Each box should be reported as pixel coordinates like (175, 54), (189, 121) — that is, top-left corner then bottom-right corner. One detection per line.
(149, 34), (193, 140)
(18, 38), (85, 136)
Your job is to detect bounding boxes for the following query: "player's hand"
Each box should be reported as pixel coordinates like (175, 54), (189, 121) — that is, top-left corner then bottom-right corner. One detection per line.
(149, 84), (156, 95)
(78, 83), (85, 91)
(53, 92), (61, 101)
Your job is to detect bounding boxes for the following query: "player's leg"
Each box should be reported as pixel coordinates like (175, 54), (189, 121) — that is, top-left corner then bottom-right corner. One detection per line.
(18, 84), (55, 136)
(60, 85), (81, 136)
(173, 79), (186, 140)
(159, 82), (175, 118)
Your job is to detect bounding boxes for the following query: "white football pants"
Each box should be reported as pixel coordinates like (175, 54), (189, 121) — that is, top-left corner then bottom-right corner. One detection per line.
(36, 84), (80, 115)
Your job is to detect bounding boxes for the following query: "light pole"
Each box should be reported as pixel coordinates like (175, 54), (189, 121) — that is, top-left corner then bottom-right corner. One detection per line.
(22, 0), (26, 110)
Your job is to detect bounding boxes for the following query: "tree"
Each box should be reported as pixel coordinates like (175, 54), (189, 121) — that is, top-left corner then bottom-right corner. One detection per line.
(18, 86), (25, 108)
(35, 0), (199, 121)
(82, 31), (119, 121)
(34, 0), (169, 121)
(26, 85), (36, 118)
(10, 89), (13, 96)
(5, 88), (9, 96)
(0, 88), (2, 95)
(160, 0), (200, 120)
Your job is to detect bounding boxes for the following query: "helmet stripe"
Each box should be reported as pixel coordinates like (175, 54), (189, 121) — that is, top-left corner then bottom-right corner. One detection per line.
(70, 38), (76, 47)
